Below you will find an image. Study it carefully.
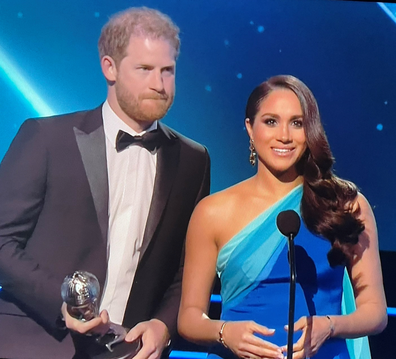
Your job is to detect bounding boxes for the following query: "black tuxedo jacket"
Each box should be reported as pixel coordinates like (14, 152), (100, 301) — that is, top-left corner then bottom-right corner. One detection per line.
(0, 106), (210, 359)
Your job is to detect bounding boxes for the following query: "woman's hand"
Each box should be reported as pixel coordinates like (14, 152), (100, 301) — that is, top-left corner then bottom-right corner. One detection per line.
(281, 316), (332, 359)
(221, 321), (284, 359)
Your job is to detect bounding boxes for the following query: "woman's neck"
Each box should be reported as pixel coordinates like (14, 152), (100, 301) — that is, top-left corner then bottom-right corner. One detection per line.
(251, 165), (303, 199)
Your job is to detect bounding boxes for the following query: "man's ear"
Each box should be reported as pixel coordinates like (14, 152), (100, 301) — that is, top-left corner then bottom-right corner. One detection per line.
(101, 55), (117, 82)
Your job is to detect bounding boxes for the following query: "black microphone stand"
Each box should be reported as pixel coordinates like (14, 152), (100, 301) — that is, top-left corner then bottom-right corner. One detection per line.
(276, 209), (300, 359)
(287, 232), (296, 359)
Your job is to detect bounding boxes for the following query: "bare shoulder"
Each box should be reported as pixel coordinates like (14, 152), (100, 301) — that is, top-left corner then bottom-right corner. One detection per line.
(193, 179), (251, 223)
(355, 192), (375, 223)
(351, 192), (378, 259)
(356, 192), (369, 208)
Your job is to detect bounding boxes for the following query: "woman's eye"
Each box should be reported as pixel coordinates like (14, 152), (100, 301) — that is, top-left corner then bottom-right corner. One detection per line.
(292, 119), (303, 127)
(264, 118), (276, 126)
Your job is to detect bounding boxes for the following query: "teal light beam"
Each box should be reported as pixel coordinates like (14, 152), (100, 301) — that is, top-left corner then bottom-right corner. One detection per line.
(378, 2), (396, 24)
(0, 45), (55, 117)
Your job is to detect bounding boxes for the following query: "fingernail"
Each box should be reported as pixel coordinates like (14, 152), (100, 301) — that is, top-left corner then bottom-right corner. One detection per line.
(269, 328), (275, 332)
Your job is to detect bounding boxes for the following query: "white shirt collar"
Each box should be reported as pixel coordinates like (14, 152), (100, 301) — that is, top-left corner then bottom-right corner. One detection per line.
(102, 100), (158, 149)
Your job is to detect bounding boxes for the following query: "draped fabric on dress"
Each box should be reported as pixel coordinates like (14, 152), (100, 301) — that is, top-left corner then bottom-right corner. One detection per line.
(208, 185), (370, 359)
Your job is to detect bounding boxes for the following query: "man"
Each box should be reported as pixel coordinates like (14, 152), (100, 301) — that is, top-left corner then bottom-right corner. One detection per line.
(0, 7), (210, 359)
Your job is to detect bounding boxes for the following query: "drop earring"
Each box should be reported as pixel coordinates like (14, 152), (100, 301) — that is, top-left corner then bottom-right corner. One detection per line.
(249, 138), (256, 166)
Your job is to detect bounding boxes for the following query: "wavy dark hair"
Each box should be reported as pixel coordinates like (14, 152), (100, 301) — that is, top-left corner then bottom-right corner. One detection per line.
(245, 75), (364, 267)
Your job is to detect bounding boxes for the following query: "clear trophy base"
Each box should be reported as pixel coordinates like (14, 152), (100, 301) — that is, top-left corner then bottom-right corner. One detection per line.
(91, 338), (141, 359)
(61, 271), (141, 359)
(72, 335), (141, 359)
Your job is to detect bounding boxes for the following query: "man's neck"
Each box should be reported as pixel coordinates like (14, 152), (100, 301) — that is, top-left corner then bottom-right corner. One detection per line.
(106, 97), (156, 133)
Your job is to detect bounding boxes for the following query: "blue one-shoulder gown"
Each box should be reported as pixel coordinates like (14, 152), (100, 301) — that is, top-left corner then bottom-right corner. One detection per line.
(208, 185), (370, 359)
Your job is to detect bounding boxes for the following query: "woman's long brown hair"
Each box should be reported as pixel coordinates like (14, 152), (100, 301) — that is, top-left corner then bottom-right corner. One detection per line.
(245, 75), (364, 267)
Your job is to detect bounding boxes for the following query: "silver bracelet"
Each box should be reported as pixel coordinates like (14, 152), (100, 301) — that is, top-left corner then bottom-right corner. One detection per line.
(218, 321), (228, 348)
(326, 315), (335, 338)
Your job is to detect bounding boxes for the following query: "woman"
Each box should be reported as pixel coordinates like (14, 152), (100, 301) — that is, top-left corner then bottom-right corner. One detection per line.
(178, 75), (387, 359)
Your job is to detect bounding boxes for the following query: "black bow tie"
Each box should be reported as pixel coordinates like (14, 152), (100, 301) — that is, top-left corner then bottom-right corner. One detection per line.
(115, 129), (163, 153)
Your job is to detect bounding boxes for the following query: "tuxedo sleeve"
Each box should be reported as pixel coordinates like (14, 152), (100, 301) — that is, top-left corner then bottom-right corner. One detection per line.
(0, 120), (66, 338)
(152, 147), (211, 338)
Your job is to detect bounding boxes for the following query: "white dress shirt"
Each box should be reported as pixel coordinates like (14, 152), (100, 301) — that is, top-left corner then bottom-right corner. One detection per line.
(99, 101), (157, 325)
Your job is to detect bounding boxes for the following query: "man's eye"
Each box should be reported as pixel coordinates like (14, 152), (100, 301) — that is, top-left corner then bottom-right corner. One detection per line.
(162, 67), (175, 75)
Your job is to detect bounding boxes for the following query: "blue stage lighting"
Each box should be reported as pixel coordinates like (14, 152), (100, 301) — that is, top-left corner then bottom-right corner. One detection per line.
(387, 307), (396, 316)
(0, 46), (55, 117)
(170, 351), (208, 359)
(378, 2), (396, 24)
(210, 294), (221, 303)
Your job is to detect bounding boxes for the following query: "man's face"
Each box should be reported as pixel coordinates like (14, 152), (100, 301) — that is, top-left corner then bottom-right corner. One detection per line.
(114, 36), (176, 129)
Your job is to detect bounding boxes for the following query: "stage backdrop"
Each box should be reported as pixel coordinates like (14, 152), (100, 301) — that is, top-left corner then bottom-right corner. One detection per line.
(0, 0), (395, 251)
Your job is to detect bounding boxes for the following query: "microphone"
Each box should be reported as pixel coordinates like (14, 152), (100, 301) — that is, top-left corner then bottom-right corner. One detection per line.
(276, 210), (301, 238)
(276, 210), (301, 359)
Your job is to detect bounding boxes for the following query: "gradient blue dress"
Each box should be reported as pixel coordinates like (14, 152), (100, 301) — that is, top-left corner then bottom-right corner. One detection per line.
(208, 185), (370, 359)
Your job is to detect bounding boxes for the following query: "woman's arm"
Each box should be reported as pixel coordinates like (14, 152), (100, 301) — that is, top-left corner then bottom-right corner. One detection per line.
(178, 196), (284, 359)
(330, 193), (387, 337)
(288, 193), (387, 359)
(178, 196), (221, 344)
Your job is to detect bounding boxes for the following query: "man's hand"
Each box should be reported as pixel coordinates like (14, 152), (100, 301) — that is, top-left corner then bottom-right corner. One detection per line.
(125, 319), (170, 359)
(61, 302), (110, 336)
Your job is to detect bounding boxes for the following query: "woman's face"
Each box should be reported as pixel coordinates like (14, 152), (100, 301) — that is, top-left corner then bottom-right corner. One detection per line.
(246, 88), (307, 177)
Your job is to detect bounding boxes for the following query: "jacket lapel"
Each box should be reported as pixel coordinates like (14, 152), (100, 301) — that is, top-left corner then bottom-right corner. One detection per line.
(139, 123), (179, 260)
(73, 107), (109, 243)
(72, 112), (179, 257)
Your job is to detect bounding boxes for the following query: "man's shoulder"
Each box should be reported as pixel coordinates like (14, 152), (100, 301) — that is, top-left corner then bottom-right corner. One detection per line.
(159, 123), (207, 154)
(30, 106), (103, 131)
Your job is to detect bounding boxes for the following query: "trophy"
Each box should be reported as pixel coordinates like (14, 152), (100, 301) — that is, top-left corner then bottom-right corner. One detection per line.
(61, 271), (140, 359)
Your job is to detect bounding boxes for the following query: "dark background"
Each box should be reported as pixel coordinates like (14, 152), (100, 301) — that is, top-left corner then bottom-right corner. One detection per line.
(0, 0), (395, 357)
(1, 0), (395, 250)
